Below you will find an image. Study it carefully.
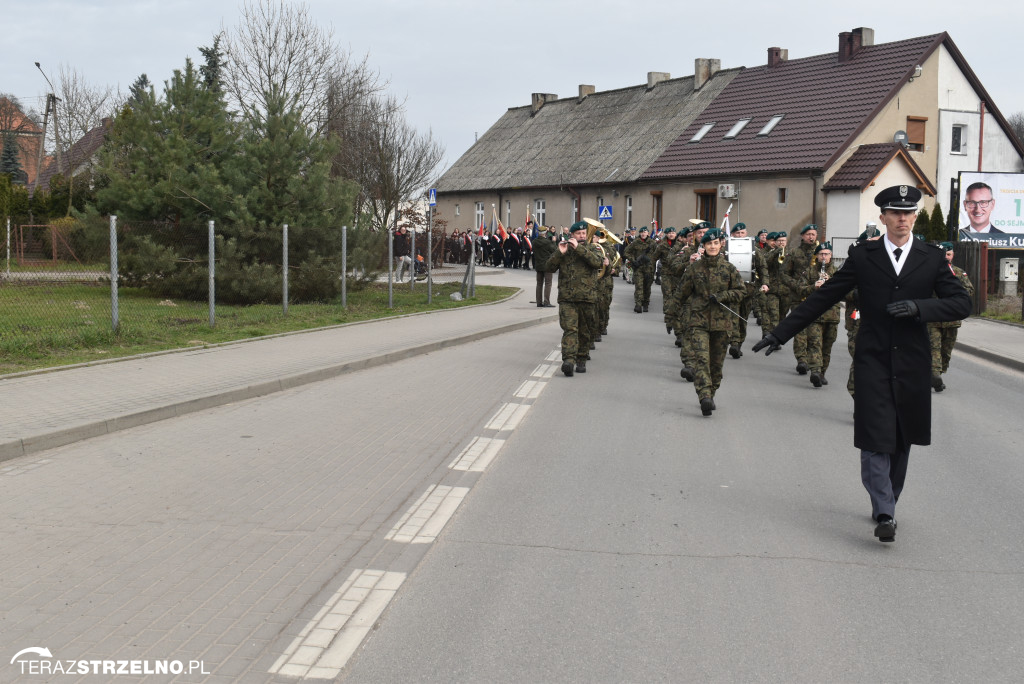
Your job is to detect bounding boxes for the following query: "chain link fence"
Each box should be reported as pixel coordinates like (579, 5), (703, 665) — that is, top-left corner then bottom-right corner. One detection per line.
(1, 215), (482, 365)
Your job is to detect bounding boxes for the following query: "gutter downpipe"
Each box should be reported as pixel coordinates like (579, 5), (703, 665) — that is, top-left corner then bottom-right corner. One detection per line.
(566, 186), (581, 223)
(978, 102), (985, 172)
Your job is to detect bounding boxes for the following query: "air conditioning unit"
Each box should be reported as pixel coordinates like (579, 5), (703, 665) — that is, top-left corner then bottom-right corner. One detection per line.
(718, 183), (738, 199)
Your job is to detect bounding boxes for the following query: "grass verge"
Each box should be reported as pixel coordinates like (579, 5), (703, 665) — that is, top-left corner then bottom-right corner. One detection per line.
(1, 281), (517, 375)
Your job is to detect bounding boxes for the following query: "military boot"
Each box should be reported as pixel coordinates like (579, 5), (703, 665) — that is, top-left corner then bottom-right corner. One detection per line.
(796, 361), (808, 375)
(680, 366), (695, 382)
(729, 344), (742, 359)
(575, 359), (587, 373)
(700, 397), (714, 416)
(810, 371), (823, 388)
(561, 361), (574, 377)
(932, 374), (945, 392)
(634, 304), (642, 313)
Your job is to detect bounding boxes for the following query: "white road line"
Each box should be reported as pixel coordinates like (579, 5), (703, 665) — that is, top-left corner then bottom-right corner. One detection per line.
(269, 569), (406, 680)
(514, 379), (546, 399)
(449, 436), (505, 472)
(530, 363), (558, 378)
(485, 403), (531, 431)
(545, 349), (560, 362)
(385, 484), (470, 544)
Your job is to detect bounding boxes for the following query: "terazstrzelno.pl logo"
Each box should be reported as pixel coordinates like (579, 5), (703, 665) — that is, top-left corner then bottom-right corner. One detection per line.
(10, 647), (209, 676)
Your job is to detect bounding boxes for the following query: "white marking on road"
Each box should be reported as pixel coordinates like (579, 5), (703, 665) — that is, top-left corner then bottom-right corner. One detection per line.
(531, 363), (558, 378)
(514, 379), (545, 399)
(485, 403), (531, 431)
(449, 436), (505, 472)
(269, 569), (406, 680)
(545, 349), (560, 361)
(385, 484), (470, 544)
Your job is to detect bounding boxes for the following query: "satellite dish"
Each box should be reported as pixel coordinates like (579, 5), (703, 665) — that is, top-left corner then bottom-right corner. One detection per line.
(893, 130), (909, 147)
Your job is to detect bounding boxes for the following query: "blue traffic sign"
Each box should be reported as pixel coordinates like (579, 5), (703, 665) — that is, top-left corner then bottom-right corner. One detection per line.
(428, 189), (437, 206)
(598, 205), (612, 220)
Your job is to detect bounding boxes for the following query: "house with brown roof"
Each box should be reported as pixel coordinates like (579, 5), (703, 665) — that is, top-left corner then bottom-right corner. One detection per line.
(33, 117), (112, 195)
(437, 27), (1024, 244)
(0, 97), (45, 186)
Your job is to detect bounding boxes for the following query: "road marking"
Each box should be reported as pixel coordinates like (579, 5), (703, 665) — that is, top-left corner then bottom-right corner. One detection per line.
(531, 363), (558, 378)
(449, 436), (505, 472)
(514, 379), (545, 399)
(545, 349), (560, 362)
(385, 484), (470, 544)
(485, 403), (531, 431)
(269, 569), (406, 680)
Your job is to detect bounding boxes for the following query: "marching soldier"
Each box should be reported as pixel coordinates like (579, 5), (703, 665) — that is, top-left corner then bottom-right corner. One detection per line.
(675, 228), (745, 416)
(780, 224), (820, 374)
(594, 228), (616, 338)
(625, 225), (658, 312)
(655, 226), (684, 334)
(763, 231), (789, 333)
(669, 222), (709, 379)
(726, 222), (770, 358)
(804, 242), (840, 387)
(928, 241), (975, 391)
(547, 221), (604, 376)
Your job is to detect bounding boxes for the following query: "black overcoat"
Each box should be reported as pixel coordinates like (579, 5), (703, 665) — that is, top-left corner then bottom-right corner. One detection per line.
(772, 239), (971, 453)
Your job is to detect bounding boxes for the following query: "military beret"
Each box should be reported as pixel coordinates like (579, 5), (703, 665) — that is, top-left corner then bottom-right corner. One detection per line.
(680, 226), (692, 237)
(698, 221), (713, 230)
(776, 231), (787, 238)
(814, 242), (833, 254)
(731, 222), (746, 234)
(665, 226), (677, 234)
(858, 227), (881, 241)
(939, 241), (954, 251)
(569, 221), (588, 232)
(701, 228), (724, 244)
(639, 225), (650, 233)
(800, 224), (818, 235)
(766, 231), (778, 240)
(874, 184), (922, 211)
(757, 229), (768, 237)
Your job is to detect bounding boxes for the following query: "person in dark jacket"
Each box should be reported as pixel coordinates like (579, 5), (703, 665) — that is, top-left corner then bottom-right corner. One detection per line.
(532, 227), (557, 307)
(753, 185), (971, 543)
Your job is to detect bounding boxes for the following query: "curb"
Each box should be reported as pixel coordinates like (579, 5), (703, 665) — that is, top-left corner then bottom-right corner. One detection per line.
(0, 313), (557, 464)
(955, 343), (1024, 374)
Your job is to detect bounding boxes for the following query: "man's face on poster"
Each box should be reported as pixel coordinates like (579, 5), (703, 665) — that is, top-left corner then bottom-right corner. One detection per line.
(964, 187), (994, 230)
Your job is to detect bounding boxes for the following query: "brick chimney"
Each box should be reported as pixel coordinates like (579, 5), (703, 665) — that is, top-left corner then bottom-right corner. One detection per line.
(694, 58), (720, 90)
(647, 72), (670, 90)
(767, 47), (789, 68)
(578, 84), (595, 102)
(531, 93), (558, 114)
(838, 27), (873, 63)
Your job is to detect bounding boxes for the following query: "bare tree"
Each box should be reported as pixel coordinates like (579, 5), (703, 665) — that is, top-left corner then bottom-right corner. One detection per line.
(54, 65), (120, 144)
(222, 0), (340, 131)
(1008, 111), (1024, 148)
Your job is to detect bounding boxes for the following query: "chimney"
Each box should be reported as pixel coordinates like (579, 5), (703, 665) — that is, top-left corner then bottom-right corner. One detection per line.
(647, 72), (670, 90)
(578, 84), (595, 102)
(767, 47), (789, 68)
(838, 28), (871, 63)
(531, 92), (557, 114)
(694, 58), (720, 90)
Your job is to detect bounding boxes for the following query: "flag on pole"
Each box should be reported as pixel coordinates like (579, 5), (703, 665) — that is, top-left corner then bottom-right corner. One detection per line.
(478, 218), (486, 237)
(525, 205), (532, 231)
(493, 207), (508, 241)
(720, 203), (733, 233)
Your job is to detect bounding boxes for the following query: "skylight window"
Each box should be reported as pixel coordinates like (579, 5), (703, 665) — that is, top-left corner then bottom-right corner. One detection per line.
(724, 118), (751, 139)
(690, 122), (715, 142)
(758, 115), (784, 136)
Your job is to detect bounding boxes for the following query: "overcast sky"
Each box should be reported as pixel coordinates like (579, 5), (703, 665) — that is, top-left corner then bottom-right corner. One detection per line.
(5, 0), (1022, 175)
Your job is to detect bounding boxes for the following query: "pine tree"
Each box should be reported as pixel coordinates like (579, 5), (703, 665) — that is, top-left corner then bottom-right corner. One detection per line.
(128, 74), (151, 108)
(198, 35), (224, 94)
(928, 203), (947, 242)
(0, 132), (26, 184)
(912, 209), (929, 238)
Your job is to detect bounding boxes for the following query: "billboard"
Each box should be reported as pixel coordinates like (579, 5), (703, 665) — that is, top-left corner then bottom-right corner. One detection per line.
(957, 171), (1024, 248)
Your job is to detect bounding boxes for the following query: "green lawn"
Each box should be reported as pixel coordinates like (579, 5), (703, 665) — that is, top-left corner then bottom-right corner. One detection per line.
(0, 281), (516, 374)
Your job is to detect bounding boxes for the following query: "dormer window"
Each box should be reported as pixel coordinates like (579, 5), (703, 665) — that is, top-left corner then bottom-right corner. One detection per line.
(690, 122), (715, 142)
(758, 115), (784, 136)
(724, 118), (751, 139)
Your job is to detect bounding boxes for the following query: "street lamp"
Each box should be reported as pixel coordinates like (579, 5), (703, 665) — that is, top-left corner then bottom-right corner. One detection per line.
(34, 62), (63, 182)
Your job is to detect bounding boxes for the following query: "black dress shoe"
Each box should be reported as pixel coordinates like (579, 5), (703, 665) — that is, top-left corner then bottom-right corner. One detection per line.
(561, 361), (574, 377)
(874, 515), (896, 542)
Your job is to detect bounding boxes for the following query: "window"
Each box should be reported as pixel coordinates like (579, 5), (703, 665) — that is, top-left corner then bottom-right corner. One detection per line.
(695, 190), (716, 223)
(724, 118), (751, 139)
(776, 187), (788, 208)
(690, 122), (716, 142)
(506, 200), (511, 227)
(907, 116), (927, 152)
(455, 204), (460, 216)
(651, 191), (663, 231)
(534, 199), (546, 227)
(475, 202), (484, 230)
(951, 124), (966, 154)
(758, 115), (784, 136)
(572, 198), (579, 223)
(625, 196), (632, 228)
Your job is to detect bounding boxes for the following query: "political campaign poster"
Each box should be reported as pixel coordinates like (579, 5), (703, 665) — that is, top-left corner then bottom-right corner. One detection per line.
(957, 171), (1024, 248)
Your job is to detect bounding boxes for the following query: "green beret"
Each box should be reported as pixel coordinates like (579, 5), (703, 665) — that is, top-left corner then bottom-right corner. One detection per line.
(731, 222), (746, 234)
(776, 231), (787, 238)
(701, 228), (724, 244)
(814, 242), (833, 254)
(639, 225), (650, 233)
(569, 221), (588, 232)
(757, 229), (768, 236)
(800, 224), (818, 235)
(680, 226), (692, 237)
(665, 226), (677, 234)
(766, 231), (778, 240)
(939, 241), (954, 251)
(698, 221), (712, 230)
(858, 227), (881, 241)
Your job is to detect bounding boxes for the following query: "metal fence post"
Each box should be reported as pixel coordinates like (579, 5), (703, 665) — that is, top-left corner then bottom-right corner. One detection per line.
(5, 217), (10, 277)
(341, 225), (348, 309)
(282, 223), (289, 315)
(208, 220), (215, 328)
(388, 226), (394, 309)
(109, 215), (119, 331)
(427, 207), (433, 304)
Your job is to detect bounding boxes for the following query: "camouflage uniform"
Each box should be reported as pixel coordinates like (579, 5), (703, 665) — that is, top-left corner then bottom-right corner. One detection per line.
(597, 239), (616, 335)
(781, 241), (818, 370)
(844, 289), (859, 397)
(655, 235), (685, 331)
(547, 240), (605, 368)
(804, 260), (840, 379)
(929, 265), (974, 377)
(667, 245), (699, 369)
(763, 246), (789, 333)
(729, 246), (770, 351)
(676, 254), (745, 402)
(625, 235), (659, 310)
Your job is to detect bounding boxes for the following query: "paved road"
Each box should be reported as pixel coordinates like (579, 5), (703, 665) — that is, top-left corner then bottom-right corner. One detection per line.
(1, 267), (1022, 682)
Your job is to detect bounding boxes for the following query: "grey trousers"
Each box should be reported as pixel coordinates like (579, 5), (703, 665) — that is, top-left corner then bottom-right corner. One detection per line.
(860, 448), (910, 519)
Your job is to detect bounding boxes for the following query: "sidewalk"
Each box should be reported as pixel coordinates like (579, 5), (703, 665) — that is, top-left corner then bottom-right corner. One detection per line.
(1, 266), (1019, 463)
(0, 266), (552, 462)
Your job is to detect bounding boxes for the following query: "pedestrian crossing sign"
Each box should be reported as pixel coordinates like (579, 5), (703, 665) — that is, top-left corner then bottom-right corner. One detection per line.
(598, 205), (612, 220)
(428, 189), (437, 206)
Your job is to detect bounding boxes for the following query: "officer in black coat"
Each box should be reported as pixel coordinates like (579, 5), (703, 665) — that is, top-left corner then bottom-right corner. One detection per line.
(753, 185), (971, 543)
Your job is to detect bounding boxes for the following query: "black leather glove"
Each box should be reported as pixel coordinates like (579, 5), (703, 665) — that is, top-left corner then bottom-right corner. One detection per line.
(752, 333), (782, 356)
(708, 293), (719, 306)
(886, 300), (920, 319)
